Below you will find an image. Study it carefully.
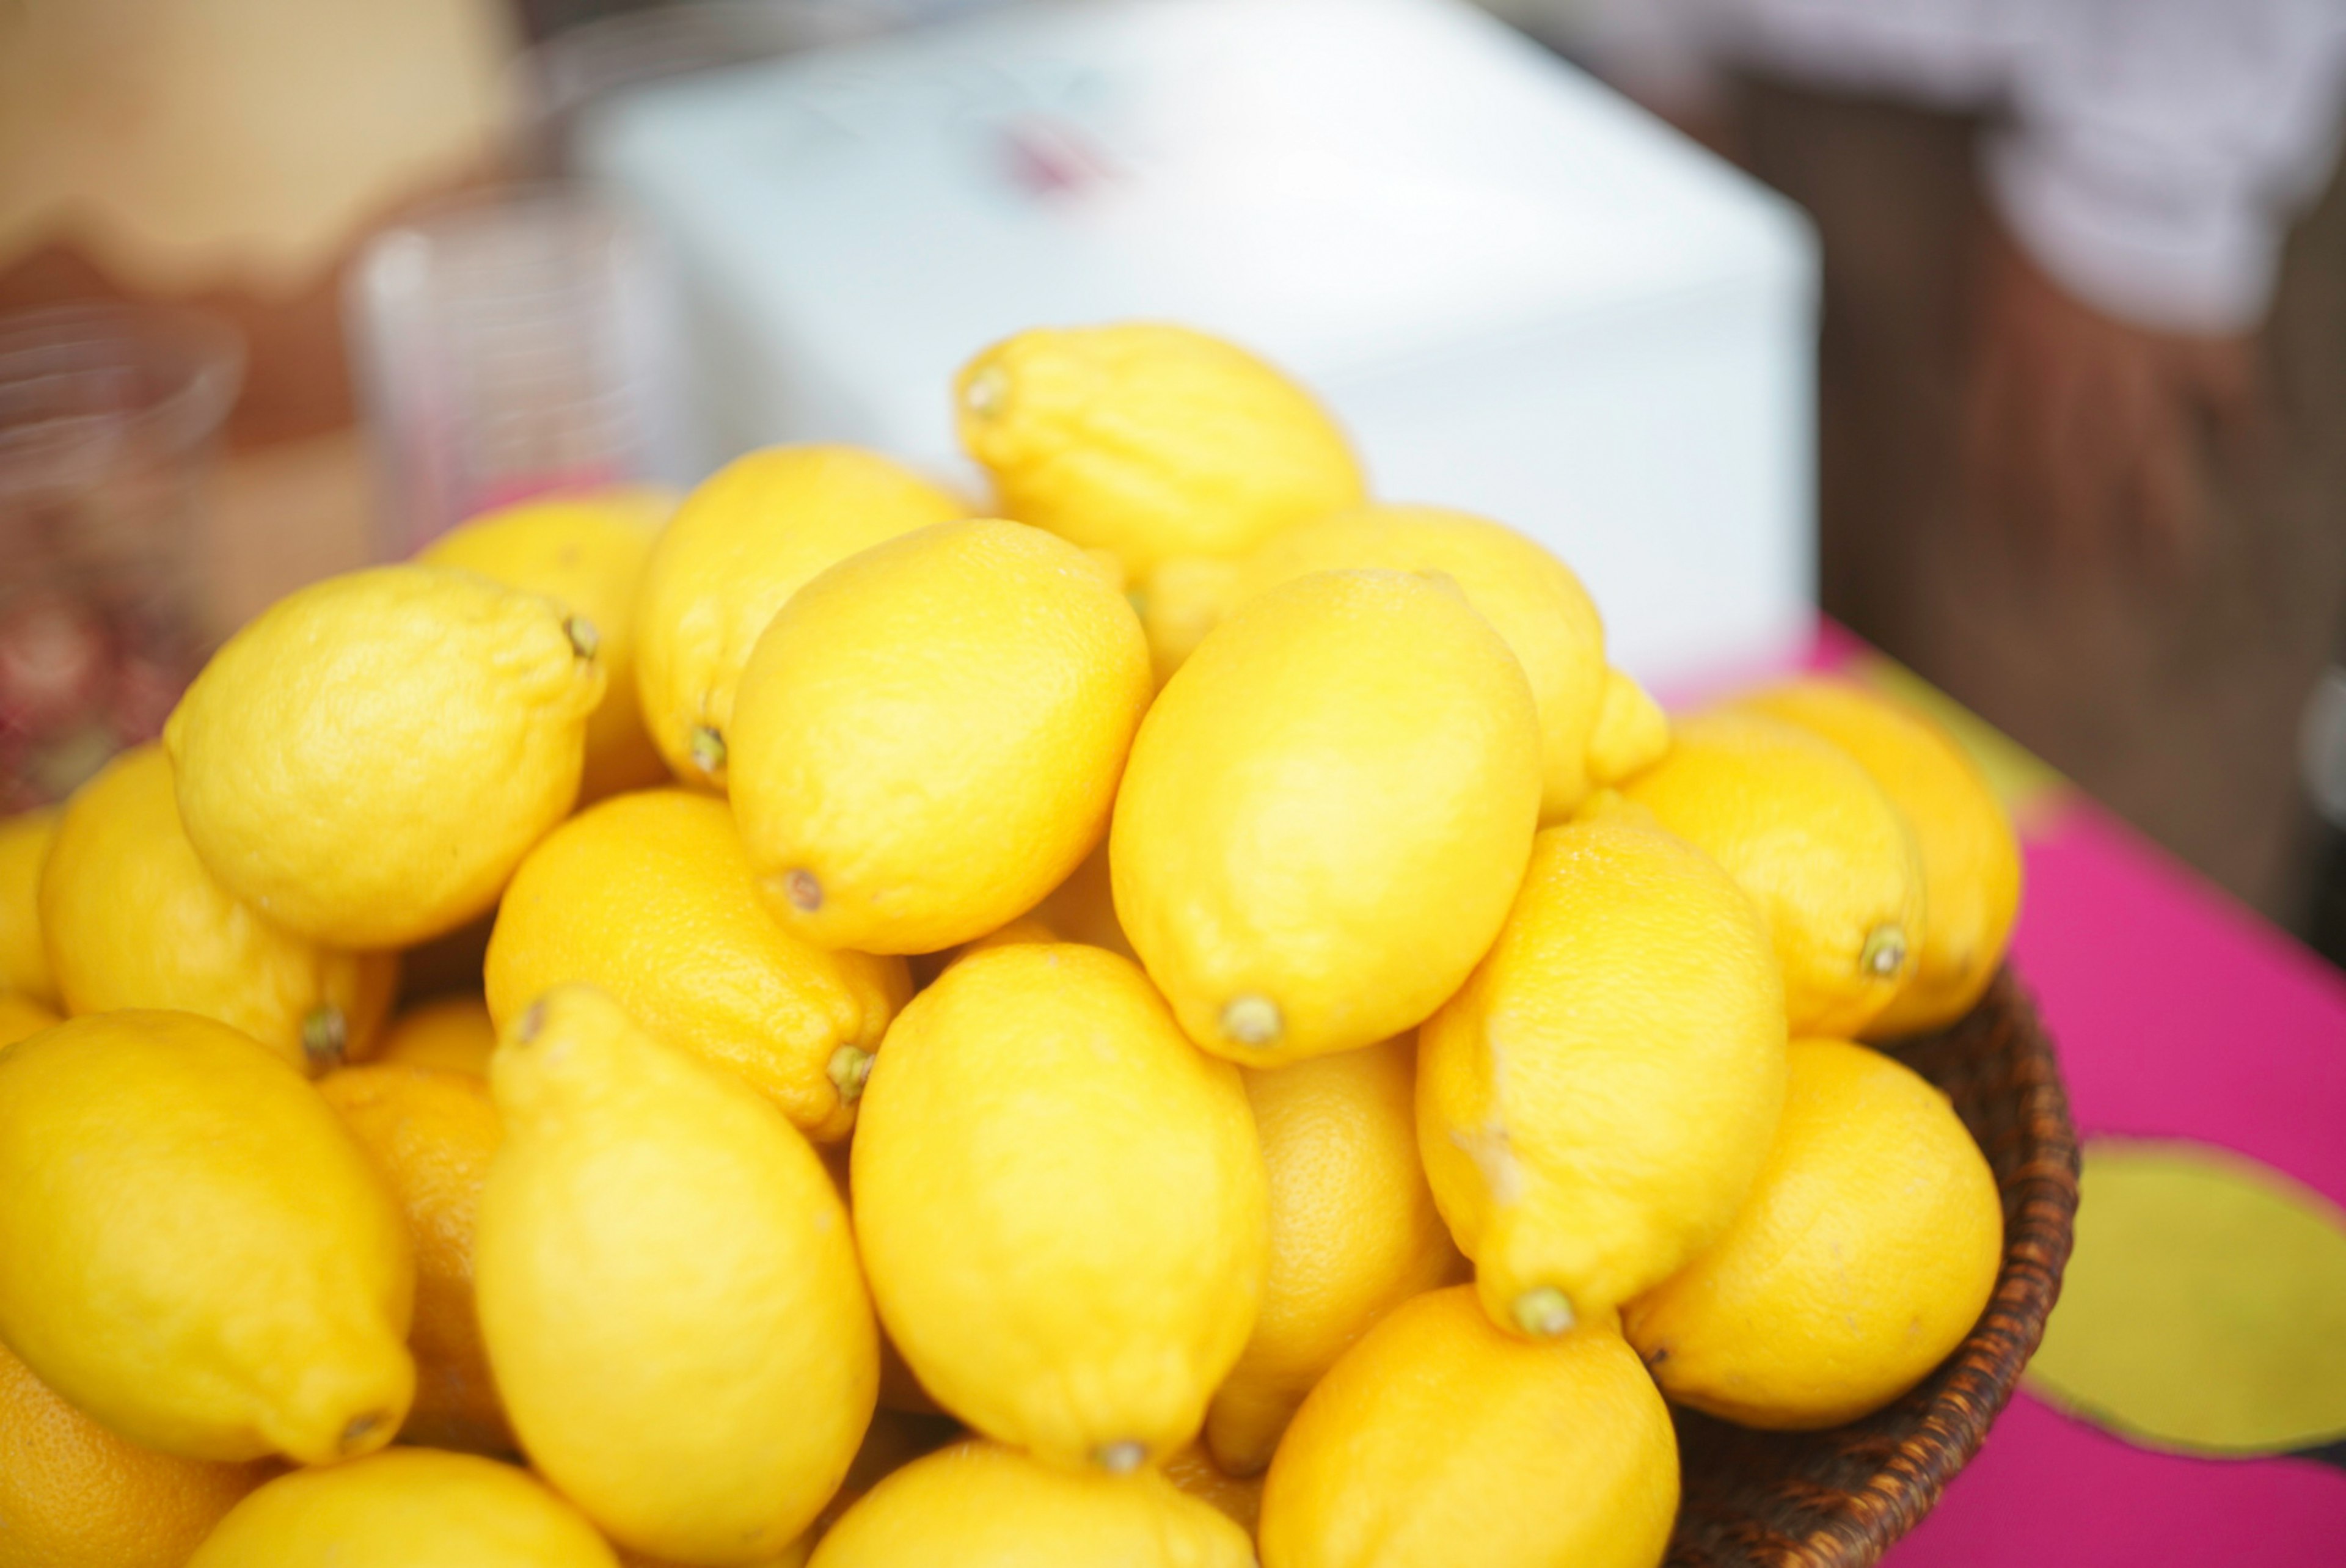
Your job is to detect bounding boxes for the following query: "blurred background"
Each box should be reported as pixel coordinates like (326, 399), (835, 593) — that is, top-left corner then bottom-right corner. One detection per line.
(5, 0), (2345, 964)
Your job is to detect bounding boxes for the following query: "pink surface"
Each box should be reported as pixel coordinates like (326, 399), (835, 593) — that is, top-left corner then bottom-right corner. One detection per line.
(1894, 1395), (2346, 1567)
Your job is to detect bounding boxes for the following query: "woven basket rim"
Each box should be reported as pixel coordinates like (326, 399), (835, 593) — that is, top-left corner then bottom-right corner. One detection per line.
(1665, 969), (2081, 1568)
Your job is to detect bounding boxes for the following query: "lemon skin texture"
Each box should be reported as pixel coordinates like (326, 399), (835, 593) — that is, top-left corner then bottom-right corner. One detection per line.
(1623, 1037), (2004, 1429)
(0, 808), (58, 1006)
(318, 1063), (511, 1453)
(40, 745), (395, 1073)
(809, 1440), (1254, 1568)
(634, 446), (967, 789)
(0, 1336), (270, 1568)
(1113, 569), (1542, 1065)
(1736, 677), (2022, 1036)
(1206, 1035), (1463, 1476)
(1258, 1286), (1678, 1568)
(1419, 815), (1788, 1336)
(0, 992), (60, 1051)
(486, 789), (908, 1141)
(729, 520), (1152, 957)
(1226, 505), (1612, 819)
(374, 992), (499, 1075)
(188, 1448), (618, 1568)
(956, 322), (1366, 577)
(475, 985), (877, 1566)
(851, 944), (1268, 1471)
(164, 564), (605, 949)
(422, 488), (674, 803)
(1624, 709), (1924, 1037)
(0, 1010), (414, 1464)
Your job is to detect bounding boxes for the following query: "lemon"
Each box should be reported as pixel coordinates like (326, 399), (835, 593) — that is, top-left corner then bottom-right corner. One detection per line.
(852, 944), (1268, 1471)
(0, 1336), (269, 1568)
(1259, 1286), (1678, 1568)
(1161, 1440), (1265, 1536)
(0, 992), (59, 1050)
(319, 1063), (510, 1453)
(475, 985), (876, 1565)
(1211, 505), (1637, 818)
(809, 1439), (1255, 1568)
(729, 520), (1152, 956)
(1623, 709), (1924, 1036)
(1735, 677), (2022, 1035)
(375, 993), (498, 1075)
(1587, 666), (1672, 786)
(0, 808), (57, 1007)
(1419, 815), (1787, 1335)
(187, 1448), (617, 1568)
(634, 447), (967, 788)
(1623, 1036), (2003, 1428)
(956, 322), (1366, 577)
(0, 1010), (414, 1463)
(40, 745), (396, 1073)
(486, 790), (909, 1140)
(1026, 839), (1136, 960)
(165, 564), (605, 948)
(1113, 569), (1542, 1065)
(1207, 1035), (1461, 1475)
(1133, 554), (1243, 685)
(422, 489), (673, 803)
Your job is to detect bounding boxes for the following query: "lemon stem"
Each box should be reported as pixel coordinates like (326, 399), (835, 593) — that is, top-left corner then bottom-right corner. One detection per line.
(1860, 925), (1909, 979)
(688, 726), (726, 779)
(1513, 1286), (1576, 1338)
(1219, 994), (1282, 1049)
(563, 614), (601, 661)
(1095, 1440), (1147, 1474)
(828, 1045), (875, 1104)
(300, 1006), (348, 1077)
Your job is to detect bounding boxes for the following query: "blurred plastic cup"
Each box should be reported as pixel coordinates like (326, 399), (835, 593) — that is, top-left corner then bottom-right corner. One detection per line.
(0, 302), (243, 810)
(347, 183), (682, 557)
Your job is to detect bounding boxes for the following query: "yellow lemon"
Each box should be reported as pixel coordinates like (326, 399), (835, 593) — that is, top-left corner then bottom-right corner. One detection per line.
(0, 1010), (414, 1463)
(422, 489), (673, 803)
(1161, 1441), (1265, 1536)
(40, 745), (396, 1073)
(729, 520), (1151, 956)
(956, 323), (1366, 577)
(1735, 677), (2022, 1035)
(1623, 709), (1924, 1036)
(375, 993), (499, 1075)
(634, 447), (967, 788)
(0, 808), (57, 1006)
(1133, 554), (1243, 686)
(1587, 666), (1673, 786)
(1623, 1036), (2003, 1429)
(1419, 815), (1787, 1335)
(0, 992), (59, 1050)
(0, 1336), (269, 1568)
(1258, 1286), (1678, 1568)
(1215, 504), (1634, 818)
(318, 1064), (510, 1453)
(1113, 569), (1541, 1065)
(852, 944), (1267, 1471)
(1206, 1035), (1461, 1475)
(809, 1440), (1254, 1568)
(188, 1448), (616, 1568)
(475, 985), (876, 1565)
(486, 789), (908, 1140)
(165, 564), (605, 948)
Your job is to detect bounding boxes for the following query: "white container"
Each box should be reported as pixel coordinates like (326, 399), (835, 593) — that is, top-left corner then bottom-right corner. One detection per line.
(580, 0), (1818, 684)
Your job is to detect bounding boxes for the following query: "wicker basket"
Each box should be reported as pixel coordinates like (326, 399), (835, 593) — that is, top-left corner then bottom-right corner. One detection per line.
(1666, 971), (2081, 1568)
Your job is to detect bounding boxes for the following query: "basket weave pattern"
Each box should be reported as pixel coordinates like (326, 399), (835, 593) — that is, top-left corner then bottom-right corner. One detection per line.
(1665, 972), (2081, 1568)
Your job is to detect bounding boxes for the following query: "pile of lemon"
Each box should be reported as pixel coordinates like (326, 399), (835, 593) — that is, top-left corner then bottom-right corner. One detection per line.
(0, 324), (2020, 1568)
